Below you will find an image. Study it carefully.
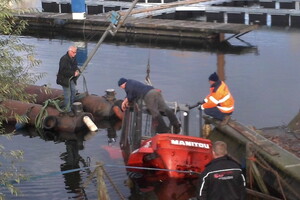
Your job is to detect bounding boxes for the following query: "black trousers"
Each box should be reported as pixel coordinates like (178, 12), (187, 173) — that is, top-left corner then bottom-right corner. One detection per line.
(204, 107), (231, 121)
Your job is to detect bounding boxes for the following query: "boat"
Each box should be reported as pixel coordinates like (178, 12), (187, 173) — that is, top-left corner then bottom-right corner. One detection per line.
(204, 115), (300, 200)
(126, 133), (212, 178)
(120, 99), (213, 179)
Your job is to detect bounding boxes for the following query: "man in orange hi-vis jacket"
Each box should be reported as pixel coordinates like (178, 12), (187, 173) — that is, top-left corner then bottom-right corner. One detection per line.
(200, 72), (234, 126)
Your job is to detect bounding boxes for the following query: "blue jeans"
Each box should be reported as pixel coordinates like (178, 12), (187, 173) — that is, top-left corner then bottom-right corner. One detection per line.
(204, 107), (231, 121)
(62, 80), (76, 112)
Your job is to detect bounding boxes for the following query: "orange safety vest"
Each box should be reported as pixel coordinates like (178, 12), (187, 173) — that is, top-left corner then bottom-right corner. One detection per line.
(202, 81), (234, 113)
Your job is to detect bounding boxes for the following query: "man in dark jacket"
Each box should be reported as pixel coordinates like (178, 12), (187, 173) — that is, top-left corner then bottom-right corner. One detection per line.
(56, 46), (80, 113)
(197, 141), (246, 200)
(118, 78), (181, 134)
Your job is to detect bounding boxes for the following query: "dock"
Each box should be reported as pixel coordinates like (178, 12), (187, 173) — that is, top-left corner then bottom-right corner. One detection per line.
(39, 0), (300, 27)
(16, 11), (257, 42)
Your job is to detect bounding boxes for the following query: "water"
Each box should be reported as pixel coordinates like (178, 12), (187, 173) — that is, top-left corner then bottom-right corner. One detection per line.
(2, 26), (300, 199)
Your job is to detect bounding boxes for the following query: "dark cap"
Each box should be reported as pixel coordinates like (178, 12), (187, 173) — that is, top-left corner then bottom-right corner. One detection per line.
(208, 72), (219, 82)
(118, 78), (127, 86)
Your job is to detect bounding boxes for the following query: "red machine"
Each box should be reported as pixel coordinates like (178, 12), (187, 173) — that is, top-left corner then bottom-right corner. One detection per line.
(126, 133), (213, 178)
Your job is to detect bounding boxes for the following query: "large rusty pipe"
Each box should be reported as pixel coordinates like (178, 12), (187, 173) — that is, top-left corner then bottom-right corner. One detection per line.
(24, 84), (64, 103)
(1, 100), (94, 133)
(1, 100), (60, 125)
(79, 94), (113, 118)
(51, 112), (95, 133)
(43, 115), (58, 130)
(25, 85), (122, 120)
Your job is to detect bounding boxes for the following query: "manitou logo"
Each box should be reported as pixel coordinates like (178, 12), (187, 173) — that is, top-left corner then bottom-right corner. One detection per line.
(170, 140), (210, 149)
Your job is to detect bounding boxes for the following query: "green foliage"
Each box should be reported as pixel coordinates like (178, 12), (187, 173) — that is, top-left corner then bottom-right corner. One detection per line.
(0, 0), (43, 132)
(0, 1), (43, 199)
(0, 140), (27, 199)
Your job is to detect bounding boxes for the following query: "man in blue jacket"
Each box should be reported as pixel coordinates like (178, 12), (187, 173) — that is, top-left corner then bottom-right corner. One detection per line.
(118, 78), (181, 134)
(197, 141), (246, 200)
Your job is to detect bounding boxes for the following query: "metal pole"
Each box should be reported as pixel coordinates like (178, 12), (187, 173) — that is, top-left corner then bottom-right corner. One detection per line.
(80, 0), (140, 74)
(199, 109), (203, 137)
(183, 112), (189, 135)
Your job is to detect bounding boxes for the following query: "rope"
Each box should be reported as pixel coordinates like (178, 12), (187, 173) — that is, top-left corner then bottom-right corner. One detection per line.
(34, 100), (50, 129)
(20, 163), (201, 183)
(81, 74), (89, 94)
(9, 162), (202, 199)
(145, 58), (152, 86)
(101, 165), (126, 200)
(145, 35), (152, 86)
(249, 149), (287, 200)
(34, 99), (65, 129)
(104, 164), (201, 175)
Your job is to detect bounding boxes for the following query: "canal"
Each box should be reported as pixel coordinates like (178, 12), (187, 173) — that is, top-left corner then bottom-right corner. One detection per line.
(1, 26), (300, 199)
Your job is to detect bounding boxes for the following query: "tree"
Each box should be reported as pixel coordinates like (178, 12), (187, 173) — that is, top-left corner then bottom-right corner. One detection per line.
(0, 0), (43, 198)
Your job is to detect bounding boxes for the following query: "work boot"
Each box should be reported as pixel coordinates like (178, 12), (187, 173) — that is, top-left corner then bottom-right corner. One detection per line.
(220, 115), (231, 126)
(152, 116), (170, 134)
(173, 123), (181, 134)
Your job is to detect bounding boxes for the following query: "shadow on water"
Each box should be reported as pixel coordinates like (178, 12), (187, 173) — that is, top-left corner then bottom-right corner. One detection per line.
(22, 29), (258, 55)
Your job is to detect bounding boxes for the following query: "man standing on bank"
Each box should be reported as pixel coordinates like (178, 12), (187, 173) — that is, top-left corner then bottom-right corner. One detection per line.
(56, 46), (80, 114)
(118, 78), (181, 134)
(197, 141), (246, 200)
(199, 72), (234, 126)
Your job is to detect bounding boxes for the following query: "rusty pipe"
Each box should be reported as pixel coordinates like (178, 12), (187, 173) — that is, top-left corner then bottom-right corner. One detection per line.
(1, 100), (95, 133)
(25, 85), (123, 120)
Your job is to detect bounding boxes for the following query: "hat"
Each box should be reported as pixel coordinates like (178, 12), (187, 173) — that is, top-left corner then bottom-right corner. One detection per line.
(208, 72), (219, 82)
(118, 78), (127, 86)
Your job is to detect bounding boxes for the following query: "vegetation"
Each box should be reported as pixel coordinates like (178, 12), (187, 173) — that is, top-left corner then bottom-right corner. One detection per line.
(0, 143), (26, 200)
(0, 0), (43, 199)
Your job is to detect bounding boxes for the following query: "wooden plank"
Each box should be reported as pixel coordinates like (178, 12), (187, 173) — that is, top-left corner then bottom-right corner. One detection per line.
(15, 12), (257, 40)
(119, 0), (212, 16)
(184, 6), (300, 16)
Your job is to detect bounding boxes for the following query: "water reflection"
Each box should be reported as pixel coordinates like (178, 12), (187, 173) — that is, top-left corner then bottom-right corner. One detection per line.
(10, 118), (123, 199)
(125, 175), (198, 200)
(94, 118), (122, 145)
(23, 30), (258, 55)
(12, 127), (89, 198)
(60, 137), (88, 199)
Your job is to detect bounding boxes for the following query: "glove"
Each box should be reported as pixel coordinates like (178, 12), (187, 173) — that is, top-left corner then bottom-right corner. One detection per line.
(197, 102), (205, 110)
(197, 100), (205, 105)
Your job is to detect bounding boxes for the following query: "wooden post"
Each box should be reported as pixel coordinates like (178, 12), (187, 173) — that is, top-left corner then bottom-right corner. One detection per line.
(96, 162), (110, 200)
(217, 53), (225, 81)
(219, 33), (225, 42)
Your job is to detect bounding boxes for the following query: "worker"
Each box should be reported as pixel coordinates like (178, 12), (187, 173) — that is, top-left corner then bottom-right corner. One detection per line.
(109, 99), (124, 120)
(118, 78), (181, 134)
(199, 72), (234, 126)
(56, 46), (80, 115)
(197, 141), (246, 200)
